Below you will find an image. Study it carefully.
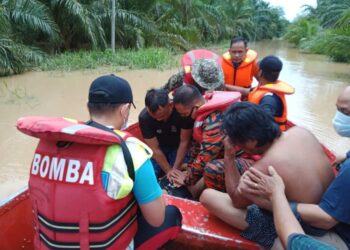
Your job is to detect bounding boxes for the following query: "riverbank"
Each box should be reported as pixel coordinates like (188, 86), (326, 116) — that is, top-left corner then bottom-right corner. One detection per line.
(37, 43), (230, 72)
(39, 47), (182, 72)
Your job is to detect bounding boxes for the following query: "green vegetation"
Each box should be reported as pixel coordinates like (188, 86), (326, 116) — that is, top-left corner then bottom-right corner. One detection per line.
(284, 0), (350, 62)
(40, 48), (179, 71)
(1, 0), (288, 76)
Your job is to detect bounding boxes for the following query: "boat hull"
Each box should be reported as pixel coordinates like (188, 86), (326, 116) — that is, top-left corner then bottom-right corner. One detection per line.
(0, 121), (336, 249)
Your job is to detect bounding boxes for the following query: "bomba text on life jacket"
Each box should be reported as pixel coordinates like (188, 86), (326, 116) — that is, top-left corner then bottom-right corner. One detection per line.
(31, 153), (94, 185)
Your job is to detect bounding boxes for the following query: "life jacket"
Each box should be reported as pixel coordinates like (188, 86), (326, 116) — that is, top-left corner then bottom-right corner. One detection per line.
(221, 49), (258, 88)
(193, 91), (241, 142)
(248, 81), (295, 131)
(181, 49), (221, 84)
(17, 116), (139, 250)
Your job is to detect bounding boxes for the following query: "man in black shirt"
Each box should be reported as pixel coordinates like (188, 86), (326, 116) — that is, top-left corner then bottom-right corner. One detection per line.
(139, 88), (193, 180)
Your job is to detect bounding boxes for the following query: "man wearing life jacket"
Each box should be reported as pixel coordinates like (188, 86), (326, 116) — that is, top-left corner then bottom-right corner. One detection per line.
(22, 74), (182, 250)
(139, 88), (193, 182)
(221, 36), (259, 98)
(248, 55), (294, 131)
(162, 51), (224, 94)
(170, 85), (241, 198)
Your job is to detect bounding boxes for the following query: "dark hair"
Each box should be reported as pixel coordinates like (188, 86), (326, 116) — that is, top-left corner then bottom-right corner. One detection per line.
(173, 85), (203, 108)
(87, 102), (122, 117)
(261, 71), (280, 82)
(145, 88), (169, 113)
(222, 102), (281, 147)
(230, 36), (247, 48)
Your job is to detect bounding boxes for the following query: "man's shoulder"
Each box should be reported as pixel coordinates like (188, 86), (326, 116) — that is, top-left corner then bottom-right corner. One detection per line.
(284, 126), (313, 138)
(138, 108), (150, 121)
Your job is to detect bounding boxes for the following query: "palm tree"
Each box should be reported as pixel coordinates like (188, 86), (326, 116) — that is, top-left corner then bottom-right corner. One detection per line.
(0, 0), (58, 76)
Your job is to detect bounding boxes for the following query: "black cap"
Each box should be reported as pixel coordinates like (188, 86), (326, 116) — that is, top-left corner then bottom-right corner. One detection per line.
(259, 55), (283, 73)
(88, 74), (135, 108)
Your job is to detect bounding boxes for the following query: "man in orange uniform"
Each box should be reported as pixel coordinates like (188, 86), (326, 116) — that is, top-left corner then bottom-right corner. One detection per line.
(221, 36), (259, 98)
(248, 55), (294, 131)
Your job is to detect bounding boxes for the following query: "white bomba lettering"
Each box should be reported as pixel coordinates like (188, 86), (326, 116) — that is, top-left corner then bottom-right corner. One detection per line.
(31, 153), (94, 185)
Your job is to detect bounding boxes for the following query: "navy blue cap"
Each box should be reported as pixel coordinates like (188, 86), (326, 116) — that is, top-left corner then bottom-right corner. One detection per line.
(88, 74), (135, 108)
(259, 55), (283, 73)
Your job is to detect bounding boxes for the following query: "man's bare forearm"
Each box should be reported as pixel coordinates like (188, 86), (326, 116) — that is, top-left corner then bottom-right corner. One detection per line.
(297, 204), (338, 230)
(272, 190), (304, 248)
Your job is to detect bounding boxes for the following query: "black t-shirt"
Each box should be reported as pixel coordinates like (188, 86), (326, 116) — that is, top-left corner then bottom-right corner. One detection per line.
(138, 108), (194, 148)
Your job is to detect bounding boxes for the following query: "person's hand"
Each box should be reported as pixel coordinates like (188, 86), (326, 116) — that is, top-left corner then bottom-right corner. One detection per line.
(237, 171), (250, 195)
(167, 169), (187, 187)
(241, 87), (251, 97)
(242, 166), (285, 200)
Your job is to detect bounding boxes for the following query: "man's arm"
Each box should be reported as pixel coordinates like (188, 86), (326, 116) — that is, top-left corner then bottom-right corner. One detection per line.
(297, 204), (338, 229)
(225, 84), (250, 97)
(133, 159), (165, 227)
(144, 137), (172, 174)
(172, 128), (192, 170)
(186, 113), (224, 185)
(223, 138), (251, 208)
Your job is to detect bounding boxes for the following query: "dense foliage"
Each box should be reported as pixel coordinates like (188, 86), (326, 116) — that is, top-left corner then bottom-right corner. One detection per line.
(284, 0), (350, 62)
(0, 0), (288, 76)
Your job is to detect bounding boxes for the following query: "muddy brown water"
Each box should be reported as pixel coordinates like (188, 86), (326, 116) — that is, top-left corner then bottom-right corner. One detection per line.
(0, 41), (349, 200)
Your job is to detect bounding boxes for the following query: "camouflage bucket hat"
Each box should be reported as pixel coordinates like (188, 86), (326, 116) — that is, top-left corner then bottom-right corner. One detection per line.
(191, 58), (224, 90)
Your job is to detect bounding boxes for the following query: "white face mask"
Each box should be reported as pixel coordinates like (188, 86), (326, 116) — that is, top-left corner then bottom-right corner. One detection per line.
(121, 117), (128, 130)
(332, 110), (350, 137)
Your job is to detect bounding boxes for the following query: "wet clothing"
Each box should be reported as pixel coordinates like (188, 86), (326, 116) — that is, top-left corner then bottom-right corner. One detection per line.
(241, 204), (277, 248)
(221, 50), (258, 88)
(204, 157), (254, 192)
(318, 151), (350, 248)
(287, 234), (337, 250)
(186, 111), (225, 185)
(139, 108), (193, 148)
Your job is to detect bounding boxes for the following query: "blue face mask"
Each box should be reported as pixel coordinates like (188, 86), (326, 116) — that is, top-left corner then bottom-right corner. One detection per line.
(332, 110), (350, 137)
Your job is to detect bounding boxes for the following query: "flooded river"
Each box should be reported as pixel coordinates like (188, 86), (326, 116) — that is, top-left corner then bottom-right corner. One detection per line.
(0, 41), (349, 200)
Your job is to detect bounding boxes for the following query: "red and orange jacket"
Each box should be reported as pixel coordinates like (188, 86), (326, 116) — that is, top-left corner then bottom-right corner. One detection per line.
(221, 49), (258, 88)
(248, 81), (294, 131)
(185, 92), (241, 185)
(17, 116), (137, 250)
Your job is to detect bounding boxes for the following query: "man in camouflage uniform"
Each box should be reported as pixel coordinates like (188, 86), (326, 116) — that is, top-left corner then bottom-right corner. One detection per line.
(162, 59), (224, 94)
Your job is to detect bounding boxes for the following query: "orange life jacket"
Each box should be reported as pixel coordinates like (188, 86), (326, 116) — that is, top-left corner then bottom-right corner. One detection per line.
(17, 116), (138, 250)
(248, 81), (294, 131)
(221, 49), (258, 88)
(193, 91), (241, 142)
(182, 49), (221, 84)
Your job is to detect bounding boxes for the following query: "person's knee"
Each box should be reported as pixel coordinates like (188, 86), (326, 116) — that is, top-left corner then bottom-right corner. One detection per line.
(199, 188), (216, 208)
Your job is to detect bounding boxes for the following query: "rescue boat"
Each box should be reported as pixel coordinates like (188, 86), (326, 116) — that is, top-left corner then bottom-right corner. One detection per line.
(0, 122), (336, 249)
